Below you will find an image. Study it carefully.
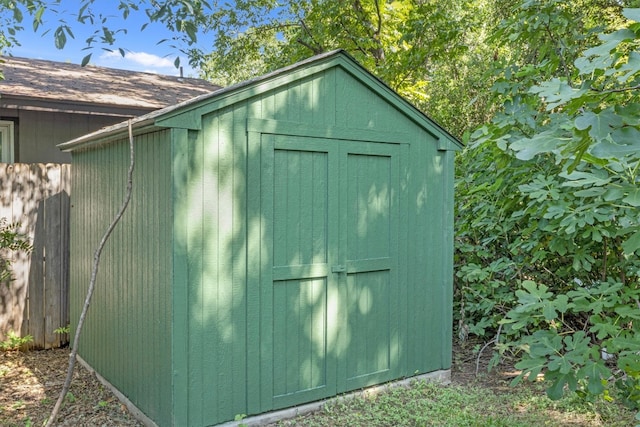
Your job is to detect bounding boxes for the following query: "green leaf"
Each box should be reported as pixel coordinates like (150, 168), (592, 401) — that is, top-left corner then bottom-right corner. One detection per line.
(622, 230), (640, 255)
(33, 7), (45, 32)
(573, 188), (605, 197)
(618, 353), (640, 373)
(578, 361), (611, 395)
(623, 8), (640, 23)
(559, 170), (610, 187)
(585, 29), (636, 59)
(613, 51), (640, 83)
(12, 6), (23, 24)
(530, 78), (588, 110)
(615, 306), (640, 320)
(518, 280), (553, 302)
(574, 110), (622, 142)
(616, 103), (640, 126)
(510, 130), (564, 160)
(576, 29), (635, 75)
(54, 28), (67, 49)
(548, 354), (572, 374)
(102, 27), (114, 44)
(554, 294), (571, 313)
(515, 357), (547, 382)
(604, 187), (625, 201)
(546, 373), (577, 400)
(589, 316), (620, 340)
(543, 304), (557, 320)
(623, 189), (640, 207)
(81, 54), (92, 67)
(591, 127), (640, 158)
(182, 21), (198, 44)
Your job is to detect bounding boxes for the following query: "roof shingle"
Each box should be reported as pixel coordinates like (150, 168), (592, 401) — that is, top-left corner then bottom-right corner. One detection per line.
(0, 56), (220, 109)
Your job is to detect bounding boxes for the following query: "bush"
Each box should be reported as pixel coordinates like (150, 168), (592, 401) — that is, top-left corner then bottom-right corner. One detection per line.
(455, 2), (640, 414)
(0, 217), (32, 284)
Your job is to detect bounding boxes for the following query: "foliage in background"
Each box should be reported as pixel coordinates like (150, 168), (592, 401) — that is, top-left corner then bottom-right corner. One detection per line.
(196, 0), (499, 137)
(456, 0), (640, 412)
(0, 217), (31, 284)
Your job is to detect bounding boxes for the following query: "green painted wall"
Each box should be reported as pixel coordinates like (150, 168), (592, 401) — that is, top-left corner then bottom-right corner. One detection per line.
(172, 66), (454, 424)
(70, 130), (174, 423)
(68, 53), (458, 427)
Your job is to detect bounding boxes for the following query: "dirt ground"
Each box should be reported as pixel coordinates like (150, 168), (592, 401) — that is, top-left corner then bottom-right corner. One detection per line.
(0, 341), (515, 426)
(0, 347), (142, 426)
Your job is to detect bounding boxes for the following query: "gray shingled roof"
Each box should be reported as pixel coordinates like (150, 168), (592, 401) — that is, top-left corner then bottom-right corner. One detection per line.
(0, 56), (220, 109)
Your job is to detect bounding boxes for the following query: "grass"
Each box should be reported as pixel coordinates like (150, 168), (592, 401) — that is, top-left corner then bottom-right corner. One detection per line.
(274, 380), (637, 426)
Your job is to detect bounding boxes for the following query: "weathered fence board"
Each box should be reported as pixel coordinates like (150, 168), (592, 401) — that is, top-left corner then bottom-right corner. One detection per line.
(0, 163), (70, 349)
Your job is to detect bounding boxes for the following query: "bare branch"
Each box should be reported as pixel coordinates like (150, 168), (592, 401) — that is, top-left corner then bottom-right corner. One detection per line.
(46, 120), (135, 427)
(594, 84), (640, 94)
(374, 0), (382, 37)
(297, 19), (324, 55)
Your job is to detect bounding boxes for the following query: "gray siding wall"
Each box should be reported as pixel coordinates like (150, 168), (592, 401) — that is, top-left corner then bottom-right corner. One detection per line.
(0, 109), (124, 163)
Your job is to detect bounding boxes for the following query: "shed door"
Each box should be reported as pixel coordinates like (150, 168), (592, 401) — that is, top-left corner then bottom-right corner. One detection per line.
(340, 141), (400, 392)
(258, 134), (400, 411)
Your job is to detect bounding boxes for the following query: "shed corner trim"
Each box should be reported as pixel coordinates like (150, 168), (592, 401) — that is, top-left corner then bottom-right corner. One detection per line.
(437, 138), (463, 152)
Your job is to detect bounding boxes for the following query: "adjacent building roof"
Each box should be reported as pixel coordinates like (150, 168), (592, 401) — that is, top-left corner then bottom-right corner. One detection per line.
(0, 56), (220, 115)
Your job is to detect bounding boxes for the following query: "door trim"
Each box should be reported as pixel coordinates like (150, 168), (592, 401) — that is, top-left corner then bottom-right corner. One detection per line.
(246, 129), (409, 414)
(247, 118), (411, 145)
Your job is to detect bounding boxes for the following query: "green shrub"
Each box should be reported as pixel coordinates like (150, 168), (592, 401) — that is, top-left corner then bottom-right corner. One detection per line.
(455, 2), (640, 416)
(0, 330), (33, 351)
(0, 217), (31, 284)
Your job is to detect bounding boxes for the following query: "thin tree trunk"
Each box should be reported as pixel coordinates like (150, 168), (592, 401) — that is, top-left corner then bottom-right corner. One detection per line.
(46, 120), (135, 426)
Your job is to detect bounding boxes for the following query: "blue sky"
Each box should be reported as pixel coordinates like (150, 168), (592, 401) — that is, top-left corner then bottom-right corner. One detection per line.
(5, 2), (211, 77)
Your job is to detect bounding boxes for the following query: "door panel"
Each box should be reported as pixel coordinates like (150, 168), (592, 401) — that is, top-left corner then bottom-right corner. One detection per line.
(266, 136), (339, 410)
(260, 134), (400, 409)
(273, 149), (329, 269)
(272, 277), (328, 402)
(341, 144), (400, 390)
(345, 270), (391, 380)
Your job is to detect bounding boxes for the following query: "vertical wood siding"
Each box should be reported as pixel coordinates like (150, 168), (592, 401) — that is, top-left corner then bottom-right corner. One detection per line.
(70, 130), (173, 423)
(70, 58), (455, 427)
(188, 65), (452, 424)
(177, 106), (248, 426)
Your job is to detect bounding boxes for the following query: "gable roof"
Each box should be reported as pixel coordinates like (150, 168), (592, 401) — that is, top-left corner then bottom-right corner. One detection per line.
(59, 50), (462, 151)
(0, 56), (220, 115)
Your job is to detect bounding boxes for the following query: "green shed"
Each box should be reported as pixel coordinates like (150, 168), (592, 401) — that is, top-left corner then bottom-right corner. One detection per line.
(59, 50), (462, 427)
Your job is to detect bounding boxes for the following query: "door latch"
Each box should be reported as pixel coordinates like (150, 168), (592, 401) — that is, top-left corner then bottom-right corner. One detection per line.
(331, 265), (346, 273)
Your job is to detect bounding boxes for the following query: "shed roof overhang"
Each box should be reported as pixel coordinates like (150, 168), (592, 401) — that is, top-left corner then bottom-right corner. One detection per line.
(58, 50), (462, 153)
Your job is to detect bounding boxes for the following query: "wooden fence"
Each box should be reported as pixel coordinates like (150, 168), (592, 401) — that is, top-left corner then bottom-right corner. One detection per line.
(0, 163), (70, 349)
